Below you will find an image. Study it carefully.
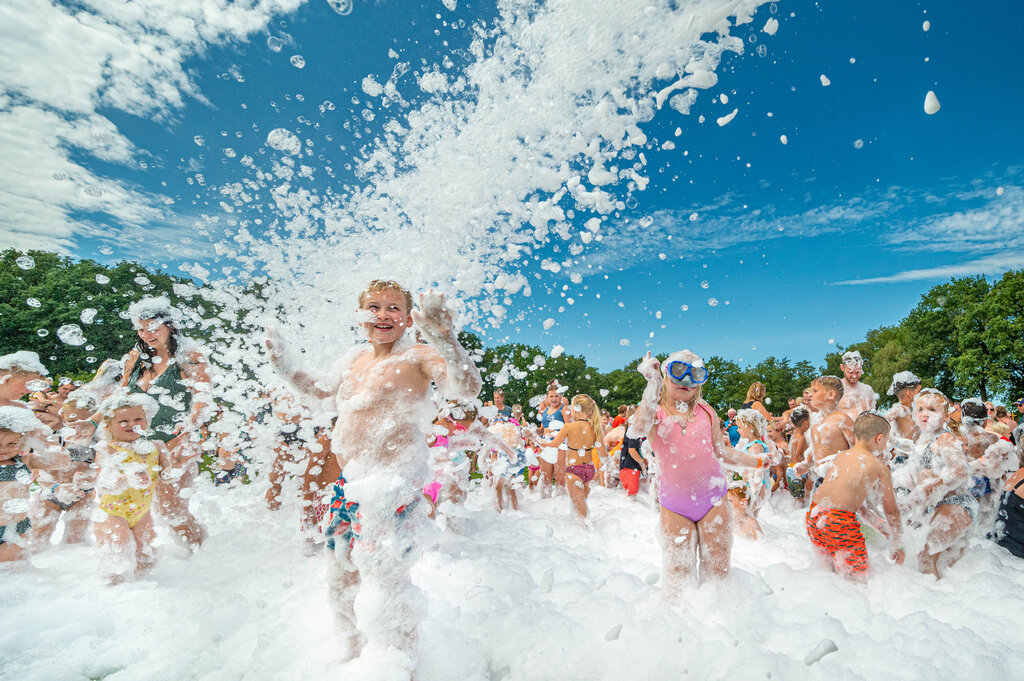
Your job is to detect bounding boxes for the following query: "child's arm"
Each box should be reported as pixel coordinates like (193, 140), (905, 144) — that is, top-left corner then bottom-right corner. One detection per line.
(264, 327), (335, 401)
(874, 460), (905, 564)
(412, 291), (482, 400)
(22, 432), (72, 471)
(627, 444), (646, 474)
(971, 439), (1018, 480)
(627, 353), (662, 440)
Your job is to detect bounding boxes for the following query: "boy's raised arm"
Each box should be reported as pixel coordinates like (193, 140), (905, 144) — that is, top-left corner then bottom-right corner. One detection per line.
(412, 291), (482, 400)
(265, 326), (334, 401)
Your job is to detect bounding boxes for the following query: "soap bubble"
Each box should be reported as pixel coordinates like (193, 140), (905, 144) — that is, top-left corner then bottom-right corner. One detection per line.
(57, 324), (87, 346)
(290, 55), (306, 69)
(193, 135), (205, 146)
(756, 44), (767, 58)
(707, 297), (719, 307)
(36, 329), (49, 337)
(700, 280), (710, 289)
(95, 274), (110, 284)
(80, 308), (98, 324)
(15, 255), (35, 270)
(267, 36), (283, 53)
(26, 298), (41, 308)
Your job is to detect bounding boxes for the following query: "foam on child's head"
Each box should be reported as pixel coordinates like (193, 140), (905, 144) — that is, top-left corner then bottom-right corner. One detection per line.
(98, 390), (159, 424)
(853, 411), (890, 443)
(960, 397), (988, 425)
(887, 370), (921, 396)
(736, 408), (768, 439)
(0, 405), (46, 434)
(358, 279), (413, 313)
(0, 351), (49, 376)
(790, 405), (810, 427)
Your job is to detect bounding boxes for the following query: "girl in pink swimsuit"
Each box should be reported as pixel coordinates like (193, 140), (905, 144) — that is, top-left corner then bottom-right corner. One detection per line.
(629, 349), (766, 588)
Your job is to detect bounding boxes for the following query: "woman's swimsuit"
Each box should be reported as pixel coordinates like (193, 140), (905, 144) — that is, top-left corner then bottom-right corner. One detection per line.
(97, 442), (160, 528)
(127, 357), (193, 443)
(649, 403), (728, 522)
(995, 478), (1024, 558)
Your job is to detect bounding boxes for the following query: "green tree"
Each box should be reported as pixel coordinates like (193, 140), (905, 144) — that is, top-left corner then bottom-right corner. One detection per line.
(983, 269), (1024, 401)
(0, 249), (185, 377)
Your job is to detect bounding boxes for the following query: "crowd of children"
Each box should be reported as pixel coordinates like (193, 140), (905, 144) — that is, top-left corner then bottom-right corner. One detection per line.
(4, 283), (1024, 679)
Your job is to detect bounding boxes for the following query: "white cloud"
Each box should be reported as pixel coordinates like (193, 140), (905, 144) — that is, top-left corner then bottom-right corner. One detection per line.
(0, 0), (303, 255)
(835, 184), (1024, 285)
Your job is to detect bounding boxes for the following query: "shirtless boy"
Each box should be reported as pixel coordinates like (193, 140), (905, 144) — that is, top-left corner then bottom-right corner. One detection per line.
(837, 351), (876, 421)
(804, 376), (855, 478)
(807, 412), (904, 579)
(786, 405), (811, 499)
(266, 280), (481, 676)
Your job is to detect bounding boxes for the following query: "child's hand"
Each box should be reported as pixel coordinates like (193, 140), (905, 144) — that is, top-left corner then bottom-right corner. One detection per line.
(131, 470), (152, 489)
(890, 548), (906, 565)
(411, 290), (456, 342)
(637, 352), (662, 384)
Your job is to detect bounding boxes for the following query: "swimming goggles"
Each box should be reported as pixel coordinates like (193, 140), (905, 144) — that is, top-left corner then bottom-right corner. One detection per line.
(664, 360), (709, 386)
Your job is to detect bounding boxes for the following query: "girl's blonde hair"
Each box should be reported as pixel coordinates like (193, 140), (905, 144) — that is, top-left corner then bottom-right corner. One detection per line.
(571, 394), (604, 441)
(736, 408), (768, 440)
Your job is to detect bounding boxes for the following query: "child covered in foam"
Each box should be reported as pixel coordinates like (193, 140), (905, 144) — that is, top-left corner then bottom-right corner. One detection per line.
(266, 280), (481, 677)
(729, 408), (775, 539)
(806, 412), (904, 580)
(92, 391), (179, 582)
(0, 407), (71, 561)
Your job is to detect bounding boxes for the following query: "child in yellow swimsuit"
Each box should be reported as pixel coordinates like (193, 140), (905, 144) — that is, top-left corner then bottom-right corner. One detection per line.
(93, 391), (171, 582)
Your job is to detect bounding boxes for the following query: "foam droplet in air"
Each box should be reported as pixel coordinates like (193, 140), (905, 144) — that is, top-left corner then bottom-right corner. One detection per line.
(57, 324), (87, 346)
(26, 298), (41, 308)
(717, 108), (738, 126)
(267, 128), (302, 155)
(193, 135), (205, 146)
(780, 134), (788, 145)
(550, 345), (564, 358)
(853, 139), (864, 149)
(442, 0), (457, 10)
(700, 280), (710, 289)
(820, 74), (831, 87)
(267, 36), (282, 52)
(804, 639), (838, 665)
(763, 18), (779, 35)
(996, 186), (1005, 196)
(542, 318), (555, 330)
(326, 0), (353, 15)
(707, 297), (719, 307)
(95, 274), (110, 285)
(290, 55), (306, 69)
(619, 338), (630, 346)
(80, 308), (97, 324)
(924, 90), (940, 114)
(922, 20), (931, 32)
(720, 93), (729, 105)
(15, 255), (34, 270)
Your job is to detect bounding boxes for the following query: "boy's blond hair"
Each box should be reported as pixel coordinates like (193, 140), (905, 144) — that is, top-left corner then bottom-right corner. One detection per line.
(812, 375), (845, 402)
(358, 280), (413, 313)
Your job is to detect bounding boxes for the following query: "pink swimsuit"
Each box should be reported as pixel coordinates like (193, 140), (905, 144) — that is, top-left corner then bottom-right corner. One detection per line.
(649, 403), (728, 522)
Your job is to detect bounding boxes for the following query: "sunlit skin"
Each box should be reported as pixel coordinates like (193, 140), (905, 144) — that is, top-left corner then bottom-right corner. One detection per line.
(805, 382), (854, 468)
(0, 430), (21, 462)
(838, 361), (876, 420)
(108, 406), (148, 443)
(0, 371), (49, 406)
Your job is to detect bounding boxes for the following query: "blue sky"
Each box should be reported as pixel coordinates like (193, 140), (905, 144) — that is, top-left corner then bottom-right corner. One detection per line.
(2, 0), (1022, 372)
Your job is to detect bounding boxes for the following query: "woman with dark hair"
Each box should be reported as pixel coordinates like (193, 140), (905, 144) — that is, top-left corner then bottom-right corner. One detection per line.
(118, 296), (213, 548)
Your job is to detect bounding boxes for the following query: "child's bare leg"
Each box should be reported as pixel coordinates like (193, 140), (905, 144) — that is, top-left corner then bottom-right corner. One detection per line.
(539, 461), (554, 498)
(94, 515), (136, 582)
(495, 477), (504, 513)
(327, 545), (364, 659)
(27, 498), (61, 550)
(0, 541), (25, 562)
(918, 505), (972, 577)
(660, 506), (698, 591)
(509, 485), (518, 511)
(567, 473), (588, 519)
(157, 446), (205, 548)
(555, 450), (567, 488)
(265, 443), (294, 511)
(696, 500), (734, 581)
(62, 493), (95, 544)
(301, 434), (340, 531)
(132, 514), (157, 573)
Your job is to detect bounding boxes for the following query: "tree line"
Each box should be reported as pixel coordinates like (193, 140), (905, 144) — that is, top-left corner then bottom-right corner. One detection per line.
(3, 249), (1022, 415)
